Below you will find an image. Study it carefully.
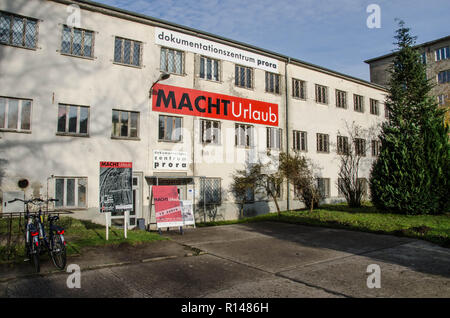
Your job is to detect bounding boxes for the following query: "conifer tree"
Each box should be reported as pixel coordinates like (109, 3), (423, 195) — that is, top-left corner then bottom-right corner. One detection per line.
(370, 20), (450, 215)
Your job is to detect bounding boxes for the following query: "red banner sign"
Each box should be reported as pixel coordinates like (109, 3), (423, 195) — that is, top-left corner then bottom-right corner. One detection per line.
(152, 84), (279, 126)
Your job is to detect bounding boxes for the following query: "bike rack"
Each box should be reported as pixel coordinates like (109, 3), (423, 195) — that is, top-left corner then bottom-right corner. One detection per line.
(1, 210), (74, 261)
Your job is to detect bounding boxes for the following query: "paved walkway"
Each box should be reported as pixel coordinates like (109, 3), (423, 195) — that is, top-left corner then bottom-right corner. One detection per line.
(1, 222), (449, 297)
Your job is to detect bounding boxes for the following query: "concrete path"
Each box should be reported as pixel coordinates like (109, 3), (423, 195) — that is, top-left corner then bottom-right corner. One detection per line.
(1, 222), (449, 298)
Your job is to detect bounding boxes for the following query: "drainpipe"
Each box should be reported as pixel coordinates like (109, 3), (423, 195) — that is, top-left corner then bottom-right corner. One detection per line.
(285, 58), (290, 211)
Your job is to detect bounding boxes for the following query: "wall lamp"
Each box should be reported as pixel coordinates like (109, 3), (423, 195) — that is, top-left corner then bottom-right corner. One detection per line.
(149, 73), (170, 99)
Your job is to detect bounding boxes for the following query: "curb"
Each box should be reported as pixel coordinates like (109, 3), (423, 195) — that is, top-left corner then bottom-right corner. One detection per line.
(0, 250), (208, 283)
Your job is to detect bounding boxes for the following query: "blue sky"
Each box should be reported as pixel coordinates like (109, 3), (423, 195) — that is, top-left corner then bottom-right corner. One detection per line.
(94, 0), (450, 81)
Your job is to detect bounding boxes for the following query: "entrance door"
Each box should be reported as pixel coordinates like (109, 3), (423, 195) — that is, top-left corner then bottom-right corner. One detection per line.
(177, 185), (186, 200)
(130, 173), (142, 228)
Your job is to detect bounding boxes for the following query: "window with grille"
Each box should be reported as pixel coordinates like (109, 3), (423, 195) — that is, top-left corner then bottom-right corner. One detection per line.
(200, 56), (220, 81)
(265, 72), (280, 94)
(57, 104), (89, 136)
(267, 127), (282, 150)
(316, 133), (329, 153)
(420, 52), (427, 64)
(0, 11), (38, 49)
(438, 94), (448, 105)
(235, 123), (254, 147)
(114, 37), (142, 67)
(370, 99), (379, 115)
(435, 46), (449, 61)
(112, 110), (139, 139)
(317, 178), (330, 198)
(337, 178), (345, 197)
(200, 119), (220, 144)
(354, 94), (364, 112)
(354, 138), (366, 156)
(372, 139), (381, 157)
(292, 79), (306, 99)
(61, 25), (94, 58)
(200, 178), (222, 205)
(55, 177), (87, 208)
(357, 178), (368, 198)
(337, 135), (349, 155)
(438, 70), (450, 84)
(336, 90), (347, 108)
(235, 65), (253, 89)
(384, 104), (390, 119)
(0, 97), (32, 132)
(159, 115), (182, 141)
(315, 84), (328, 104)
(160, 47), (183, 75)
(293, 130), (307, 151)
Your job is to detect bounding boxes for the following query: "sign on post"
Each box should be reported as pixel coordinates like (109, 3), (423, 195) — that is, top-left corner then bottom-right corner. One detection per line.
(153, 185), (184, 229)
(99, 161), (133, 240)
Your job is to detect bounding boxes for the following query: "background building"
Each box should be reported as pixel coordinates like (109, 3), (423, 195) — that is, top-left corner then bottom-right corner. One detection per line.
(0, 0), (387, 227)
(365, 35), (450, 124)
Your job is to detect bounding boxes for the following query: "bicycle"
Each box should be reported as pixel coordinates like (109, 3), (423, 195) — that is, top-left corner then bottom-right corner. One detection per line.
(7, 198), (42, 273)
(33, 198), (67, 270)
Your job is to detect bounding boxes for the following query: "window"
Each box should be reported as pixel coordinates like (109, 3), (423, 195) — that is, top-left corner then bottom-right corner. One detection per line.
(293, 130), (307, 151)
(437, 70), (450, 84)
(420, 52), (427, 64)
(370, 98), (379, 115)
(354, 94), (364, 112)
(292, 79), (306, 99)
(354, 138), (366, 157)
(200, 178), (222, 205)
(267, 179), (281, 199)
(0, 97), (32, 132)
(372, 139), (381, 157)
(337, 135), (349, 155)
(357, 178), (368, 198)
(0, 11), (38, 49)
(265, 72), (280, 94)
(160, 47), (183, 75)
(235, 65), (253, 89)
(337, 178), (345, 197)
(57, 104), (89, 136)
(316, 133), (329, 153)
(61, 25), (94, 58)
(384, 104), (390, 119)
(112, 110), (139, 139)
(435, 46), (449, 61)
(336, 90), (347, 108)
(159, 115), (182, 142)
(267, 127), (282, 150)
(438, 94), (448, 105)
(245, 187), (255, 203)
(235, 123), (254, 147)
(114, 37), (142, 67)
(200, 119), (220, 144)
(200, 56), (220, 81)
(55, 177), (87, 209)
(315, 84), (328, 104)
(317, 178), (330, 198)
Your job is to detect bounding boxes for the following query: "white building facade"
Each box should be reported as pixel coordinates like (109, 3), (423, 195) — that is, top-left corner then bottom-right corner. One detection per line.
(0, 0), (387, 227)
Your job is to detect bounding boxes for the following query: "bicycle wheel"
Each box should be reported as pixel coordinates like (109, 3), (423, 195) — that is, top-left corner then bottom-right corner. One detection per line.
(50, 235), (66, 270)
(30, 247), (40, 273)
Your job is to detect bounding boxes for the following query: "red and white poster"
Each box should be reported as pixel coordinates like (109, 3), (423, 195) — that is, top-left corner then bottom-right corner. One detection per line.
(152, 84), (279, 126)
(153, 185), (184, 228)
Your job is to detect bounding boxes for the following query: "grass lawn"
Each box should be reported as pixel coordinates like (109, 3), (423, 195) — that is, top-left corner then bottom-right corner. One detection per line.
(0, 216), (166, 263)
(198, 203), (450, 247)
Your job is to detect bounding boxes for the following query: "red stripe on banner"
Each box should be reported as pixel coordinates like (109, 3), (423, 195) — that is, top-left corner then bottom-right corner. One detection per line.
(100, 162), (132, 168)
(152, 84), (279, 126)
